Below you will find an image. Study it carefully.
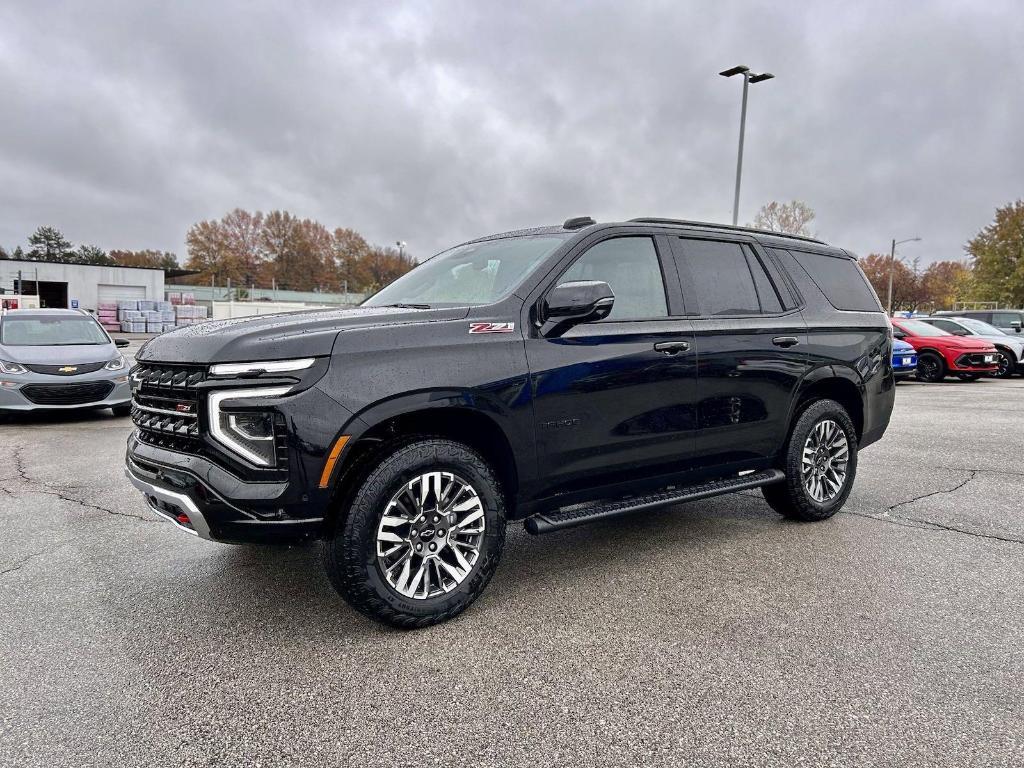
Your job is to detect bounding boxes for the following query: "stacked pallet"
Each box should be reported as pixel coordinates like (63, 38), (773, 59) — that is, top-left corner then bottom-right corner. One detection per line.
(97, 302), (120, 333)
(173, 303), (209, 327)
(116, 300), (177, 334)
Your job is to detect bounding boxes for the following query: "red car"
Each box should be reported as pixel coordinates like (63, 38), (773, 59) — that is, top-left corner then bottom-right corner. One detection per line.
(891, 317), (999, 382)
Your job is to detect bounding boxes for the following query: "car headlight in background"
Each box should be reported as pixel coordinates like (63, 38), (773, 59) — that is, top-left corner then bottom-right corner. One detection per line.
(208, 386), (291, 467)
(0, 360), (27, 375)
(104, 354), (126, 371)
(209, 358), (315, 376)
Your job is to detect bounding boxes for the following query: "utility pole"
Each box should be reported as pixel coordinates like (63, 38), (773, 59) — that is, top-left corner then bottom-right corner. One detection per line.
(886, 236), (922, 315)
(719, 65), (774, 226)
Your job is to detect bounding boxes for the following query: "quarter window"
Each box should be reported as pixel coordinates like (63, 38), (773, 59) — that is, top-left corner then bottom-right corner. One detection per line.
(559, 237), (668, 321)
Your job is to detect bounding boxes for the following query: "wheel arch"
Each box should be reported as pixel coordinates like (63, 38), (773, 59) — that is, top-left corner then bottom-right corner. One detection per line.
(325, 393), (522, 529)
(789, 367), (865, 442)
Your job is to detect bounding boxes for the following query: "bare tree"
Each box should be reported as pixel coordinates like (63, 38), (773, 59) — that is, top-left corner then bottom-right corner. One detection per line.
(750, 201), (816, 236)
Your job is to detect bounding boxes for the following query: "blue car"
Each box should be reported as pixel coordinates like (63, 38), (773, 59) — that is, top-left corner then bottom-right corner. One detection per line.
(892, 338), (918, 379)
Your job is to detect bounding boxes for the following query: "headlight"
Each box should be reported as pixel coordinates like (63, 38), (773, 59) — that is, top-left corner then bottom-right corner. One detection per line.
(0, 360), (27, 375)
(210, 358), (315, 376)
(208, 386), (291, 467)
(104, 354), (126, 371)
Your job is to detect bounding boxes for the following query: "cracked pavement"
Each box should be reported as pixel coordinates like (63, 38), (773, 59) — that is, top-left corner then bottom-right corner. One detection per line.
(1, 374), (1023, 767)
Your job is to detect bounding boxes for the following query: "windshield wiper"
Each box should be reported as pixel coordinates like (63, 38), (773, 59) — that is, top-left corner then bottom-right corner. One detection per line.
(380, 303), (431, 310)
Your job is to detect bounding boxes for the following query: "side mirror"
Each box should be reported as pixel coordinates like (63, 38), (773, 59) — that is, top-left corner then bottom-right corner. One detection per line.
(115, 338), (130, 348)
(540, 280), (614, 337)
(951, 328), (969, 336)
(892, 330), (906, 340)
(1012, 321), (1022, 333)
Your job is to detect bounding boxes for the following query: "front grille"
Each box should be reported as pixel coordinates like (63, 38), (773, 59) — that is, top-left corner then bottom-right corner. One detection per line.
(24, 362), (106, 376)
(131, 363), (206, 452)
(955, 353), (996, 368)
(21, 381), (114, 405)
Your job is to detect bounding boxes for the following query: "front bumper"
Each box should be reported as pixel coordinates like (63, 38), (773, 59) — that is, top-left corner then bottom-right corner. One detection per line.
(125, 448), (325, 544)
(950, 352), (999, 372)
(0, 370), (131, 411)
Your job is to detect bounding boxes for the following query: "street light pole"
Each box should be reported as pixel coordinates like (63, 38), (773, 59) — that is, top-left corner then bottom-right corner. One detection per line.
(396, 240), (407, 261)
(886, 236), (922, 315)
(720, 66), (774, 226)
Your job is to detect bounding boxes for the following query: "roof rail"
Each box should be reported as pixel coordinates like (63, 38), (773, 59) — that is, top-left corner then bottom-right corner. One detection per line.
(628, 217), (825, 245)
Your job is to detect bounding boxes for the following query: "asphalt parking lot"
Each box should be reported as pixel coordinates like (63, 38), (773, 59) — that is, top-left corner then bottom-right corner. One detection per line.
(2, 372), (1023, 767)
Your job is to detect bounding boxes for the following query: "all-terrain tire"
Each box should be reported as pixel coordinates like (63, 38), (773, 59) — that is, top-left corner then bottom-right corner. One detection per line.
(322, 437), (506, 628)
(762, 398), (858, 522)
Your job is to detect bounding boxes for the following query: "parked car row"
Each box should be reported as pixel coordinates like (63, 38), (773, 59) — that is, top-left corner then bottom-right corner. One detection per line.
(890, 314), (1024, 383)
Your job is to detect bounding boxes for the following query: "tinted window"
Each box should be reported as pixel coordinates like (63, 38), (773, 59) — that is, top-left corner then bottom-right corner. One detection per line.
(930, 319), (962, 333)
(993, 312), (1023, 327)
(789, 251), (882, 312)
(560, 237), (667, 321)
(679, 239), (767, 316)
(745, 246), (783, 313)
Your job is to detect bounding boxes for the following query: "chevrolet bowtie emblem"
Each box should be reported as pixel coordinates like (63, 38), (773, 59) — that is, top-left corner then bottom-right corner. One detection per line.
(58, 366), (78, 373)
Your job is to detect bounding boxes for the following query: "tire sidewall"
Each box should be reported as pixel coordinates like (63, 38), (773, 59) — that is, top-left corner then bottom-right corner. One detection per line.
(916, 351), (945, 383)
(995, 350), (1015, 378)
(335, 439), (505, 623)
(786, 399), (859, 518)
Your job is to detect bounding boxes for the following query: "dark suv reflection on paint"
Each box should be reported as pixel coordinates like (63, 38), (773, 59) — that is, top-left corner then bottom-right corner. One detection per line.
(124, 216), (894, 627)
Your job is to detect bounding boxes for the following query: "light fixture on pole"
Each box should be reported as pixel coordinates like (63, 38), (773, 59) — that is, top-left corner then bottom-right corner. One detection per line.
(396, 240), (407, 260)
(719, 65), (775, 226)
(886, 237), (922, 315)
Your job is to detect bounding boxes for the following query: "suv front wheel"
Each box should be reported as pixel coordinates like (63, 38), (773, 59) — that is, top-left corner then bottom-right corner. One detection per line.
(323, 437), (507, 628)
(762, 398), (859, 522)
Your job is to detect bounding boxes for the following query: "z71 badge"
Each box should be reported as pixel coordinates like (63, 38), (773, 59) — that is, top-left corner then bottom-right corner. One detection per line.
(469, 322), (515, 334)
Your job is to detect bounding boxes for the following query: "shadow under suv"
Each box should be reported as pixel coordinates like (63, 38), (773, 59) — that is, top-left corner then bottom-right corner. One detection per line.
(125, 217), (895, 627)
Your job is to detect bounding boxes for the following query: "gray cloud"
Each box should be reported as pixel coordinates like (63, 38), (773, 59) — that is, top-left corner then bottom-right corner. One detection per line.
(1, 0), (1021, 266)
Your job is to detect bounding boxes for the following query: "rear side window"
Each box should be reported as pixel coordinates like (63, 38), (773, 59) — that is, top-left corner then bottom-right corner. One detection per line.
(993, 312), (1023, 327)
(677, 239), (783, 316)
(788, 250), (882, 312)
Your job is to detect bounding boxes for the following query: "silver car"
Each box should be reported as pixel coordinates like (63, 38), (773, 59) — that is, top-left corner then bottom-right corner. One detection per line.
(0, 309), (132, 413)
(919, 315), (1024, 378)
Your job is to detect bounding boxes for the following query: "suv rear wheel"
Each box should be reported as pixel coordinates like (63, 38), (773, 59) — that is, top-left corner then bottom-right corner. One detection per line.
(322, 437), (506, 628)
(762, 398), (858, 522)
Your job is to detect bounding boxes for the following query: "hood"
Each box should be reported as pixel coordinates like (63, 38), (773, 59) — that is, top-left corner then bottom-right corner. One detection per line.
(0, 342), (117, 366)
(892, 339), (915, 353)
(942, 335), (996, 350)
(136, 305), (471, 364)
(974, 333), (1024, 352)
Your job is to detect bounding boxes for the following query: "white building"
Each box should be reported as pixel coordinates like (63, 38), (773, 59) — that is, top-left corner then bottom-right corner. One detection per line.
(0, 258), (169, 311)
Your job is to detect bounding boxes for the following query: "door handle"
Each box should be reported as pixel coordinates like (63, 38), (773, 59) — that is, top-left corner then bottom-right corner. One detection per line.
(654, 341), (690, 355)
(772, 336), (800, 348)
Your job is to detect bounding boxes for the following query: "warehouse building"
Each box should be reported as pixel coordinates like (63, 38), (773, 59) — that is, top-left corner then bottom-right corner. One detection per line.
(0, 258), (190, 311)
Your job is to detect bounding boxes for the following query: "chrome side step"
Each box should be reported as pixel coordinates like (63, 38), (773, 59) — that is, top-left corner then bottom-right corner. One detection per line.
(523, 469), (785, 535)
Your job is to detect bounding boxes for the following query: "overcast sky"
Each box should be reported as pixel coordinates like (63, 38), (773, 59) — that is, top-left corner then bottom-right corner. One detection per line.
(1, 0), (1021, 266)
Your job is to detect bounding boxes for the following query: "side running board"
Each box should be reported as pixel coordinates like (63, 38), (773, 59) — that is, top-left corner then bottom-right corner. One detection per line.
(524, 469), (785, 535)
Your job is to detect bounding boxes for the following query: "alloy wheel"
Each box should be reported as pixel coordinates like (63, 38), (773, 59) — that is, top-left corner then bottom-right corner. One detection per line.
(801, 419), (850, 504)
(996, 353), (1012, 378)
(375, 471), (486, 600)
(918, 355), (941, 382)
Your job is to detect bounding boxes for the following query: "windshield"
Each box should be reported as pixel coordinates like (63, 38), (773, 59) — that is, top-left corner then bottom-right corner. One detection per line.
(364, 235), (569, 308)
(896, 319), (950, 337)
(1, 315), (110, 346)
(957, 317), (1005, 336)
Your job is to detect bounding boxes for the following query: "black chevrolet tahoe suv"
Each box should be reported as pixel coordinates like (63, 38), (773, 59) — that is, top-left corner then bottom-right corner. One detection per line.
(125, 217), (895, 627)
